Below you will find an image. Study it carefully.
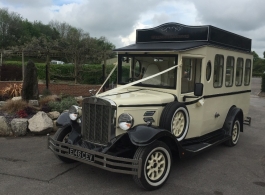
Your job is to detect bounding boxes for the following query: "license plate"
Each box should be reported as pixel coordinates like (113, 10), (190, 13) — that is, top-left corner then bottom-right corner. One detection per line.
(68, 148), (94, 162)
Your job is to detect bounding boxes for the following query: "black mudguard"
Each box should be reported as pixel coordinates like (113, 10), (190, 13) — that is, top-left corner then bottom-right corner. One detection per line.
(223, 106), (244, 136)
(106, 125), (185, 158)
(56, 112), (71, 127)
(56, 112), (82, 144)
(127, 125), (176, 146)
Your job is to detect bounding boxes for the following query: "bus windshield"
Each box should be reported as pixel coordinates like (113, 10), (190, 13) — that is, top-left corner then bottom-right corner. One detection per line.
(118, 55), (177, 89)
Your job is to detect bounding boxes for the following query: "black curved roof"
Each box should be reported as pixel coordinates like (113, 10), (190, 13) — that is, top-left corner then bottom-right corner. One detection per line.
(114, 23), (252, 53)
(114, 41), (209, 52)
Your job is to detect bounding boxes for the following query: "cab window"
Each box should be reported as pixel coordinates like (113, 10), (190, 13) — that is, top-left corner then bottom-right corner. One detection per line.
(181, 58), (202, 93)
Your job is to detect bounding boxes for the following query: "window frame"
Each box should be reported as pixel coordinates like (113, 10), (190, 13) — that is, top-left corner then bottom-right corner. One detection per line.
(206, 61), (211, 81)
(244, 59), (251, 86)
(235, 58), (244, 86)
(225, 56), (235, 87)
(213, 54), (224, 88)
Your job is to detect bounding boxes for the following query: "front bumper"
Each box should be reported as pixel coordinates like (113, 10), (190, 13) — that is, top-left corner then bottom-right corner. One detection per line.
(47, 135), (142, 178)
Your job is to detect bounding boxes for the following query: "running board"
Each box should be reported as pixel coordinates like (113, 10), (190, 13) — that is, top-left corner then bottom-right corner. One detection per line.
(182, 136), (230, 153)
(183, 143), (211, 152)
(243, 116), (251, 125)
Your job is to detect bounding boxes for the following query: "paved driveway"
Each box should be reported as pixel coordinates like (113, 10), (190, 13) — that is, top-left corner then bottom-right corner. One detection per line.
(0, 78), (265, 195)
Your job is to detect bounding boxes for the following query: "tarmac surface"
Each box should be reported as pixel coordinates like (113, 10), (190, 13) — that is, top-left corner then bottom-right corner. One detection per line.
(0, 77), (265, 195)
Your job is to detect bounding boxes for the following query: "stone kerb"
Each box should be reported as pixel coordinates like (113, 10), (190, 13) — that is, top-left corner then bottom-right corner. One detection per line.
(11, 118), (28, 136)
(0, 116), (12, 136)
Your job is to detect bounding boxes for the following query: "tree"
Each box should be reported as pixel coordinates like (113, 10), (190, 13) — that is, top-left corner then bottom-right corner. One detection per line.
(0, 8), (23, 49)
(252, 51), (265, 73)
(23, 35), (61, 88)
(252, 51), (259, 62)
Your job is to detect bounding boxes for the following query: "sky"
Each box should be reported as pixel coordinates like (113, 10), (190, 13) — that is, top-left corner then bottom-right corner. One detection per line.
(1, 0), (265, 57)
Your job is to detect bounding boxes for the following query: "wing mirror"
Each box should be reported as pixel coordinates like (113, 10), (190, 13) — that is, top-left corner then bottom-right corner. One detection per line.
(194, 83), (203, 96)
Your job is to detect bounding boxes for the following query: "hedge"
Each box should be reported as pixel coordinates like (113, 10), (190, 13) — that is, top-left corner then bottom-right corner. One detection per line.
(252, 72), (264, 77)
(3, 62), (118, 85)
(262, 74), (265, 92)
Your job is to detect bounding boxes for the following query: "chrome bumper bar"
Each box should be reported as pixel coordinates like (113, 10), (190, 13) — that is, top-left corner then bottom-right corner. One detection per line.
(47, 135), (142, 178)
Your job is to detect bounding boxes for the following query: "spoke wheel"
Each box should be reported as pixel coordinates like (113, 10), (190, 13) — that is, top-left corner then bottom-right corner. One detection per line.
(225, 118), (241, 147)
(172, 111), (185, 137)
(159, 102), (189, 141)
(146, 151), (166, 181)
(232, 120), (240, 144)
(133, 141), (171, 191)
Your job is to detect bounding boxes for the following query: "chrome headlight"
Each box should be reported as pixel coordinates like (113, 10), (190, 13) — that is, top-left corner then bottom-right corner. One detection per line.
(118, 113), (134, 131)
(69, 105), (82, 121)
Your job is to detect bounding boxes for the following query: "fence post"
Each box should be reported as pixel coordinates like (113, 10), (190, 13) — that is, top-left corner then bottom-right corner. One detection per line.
(22, 50), (24, 81)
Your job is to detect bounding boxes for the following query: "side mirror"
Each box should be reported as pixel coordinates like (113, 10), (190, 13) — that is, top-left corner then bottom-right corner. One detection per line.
(194, 83), (203, 96)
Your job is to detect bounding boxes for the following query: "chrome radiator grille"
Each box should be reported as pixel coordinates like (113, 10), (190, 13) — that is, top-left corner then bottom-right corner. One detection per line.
(82, 98), (116, 145)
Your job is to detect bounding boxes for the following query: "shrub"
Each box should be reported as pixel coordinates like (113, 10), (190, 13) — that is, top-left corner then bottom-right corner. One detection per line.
(24, 106), (38, 115)
(39, 95), (57, 107)
(2, 84), (22, 98)
(41, 88), (52, 96)
(16, 110), (28, 118)
(2, 100), (28, 113)
(48, 96), (77, 113)
(41, 104), (52, 113)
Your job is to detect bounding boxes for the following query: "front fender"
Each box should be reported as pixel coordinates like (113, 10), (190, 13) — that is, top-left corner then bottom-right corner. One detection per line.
(127, 125), (178, 146)
(56, 112), (71, 127)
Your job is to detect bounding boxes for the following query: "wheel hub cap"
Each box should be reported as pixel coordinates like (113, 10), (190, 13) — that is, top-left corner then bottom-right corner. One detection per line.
(172, 112), (185, 137)
(232, 123), (238, 141)
(146, 151), (165, 181)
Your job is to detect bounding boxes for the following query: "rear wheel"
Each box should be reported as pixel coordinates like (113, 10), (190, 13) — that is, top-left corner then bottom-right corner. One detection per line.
(225, 118), (241, 147)
(133, 141), (172, 190)
(54, 125), (76, 163)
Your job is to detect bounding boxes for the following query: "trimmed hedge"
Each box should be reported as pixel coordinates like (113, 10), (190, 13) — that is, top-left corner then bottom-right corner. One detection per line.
(252, 72), (264, 77)
(262, 74), (265, 92)
(0, 64), (22, 81)
(3, 62), (118, 84)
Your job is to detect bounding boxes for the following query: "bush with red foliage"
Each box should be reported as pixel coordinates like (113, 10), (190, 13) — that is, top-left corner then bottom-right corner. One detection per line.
(16, 110), (28, 118)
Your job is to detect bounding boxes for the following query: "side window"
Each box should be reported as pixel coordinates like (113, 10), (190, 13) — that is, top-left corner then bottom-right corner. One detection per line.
(181, 58), (202, 93)
(206, 61), (211, 81)
(225, 56), (234, 87)
(213, 55), (224, 88)
(120, 57), (131, 83)
(134, 60), (142, 78)
(235, 58), (243, 86)
(244, 59), (251, 86)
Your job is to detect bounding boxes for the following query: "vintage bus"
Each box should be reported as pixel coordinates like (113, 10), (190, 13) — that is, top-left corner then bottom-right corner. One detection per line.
(48, 23), (252, 190)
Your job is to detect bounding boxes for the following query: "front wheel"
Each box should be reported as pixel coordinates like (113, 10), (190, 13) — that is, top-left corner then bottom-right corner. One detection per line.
(53, 125), (76, 163)
(133, 141), (172, 190)
(225, 118), (241, 147)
